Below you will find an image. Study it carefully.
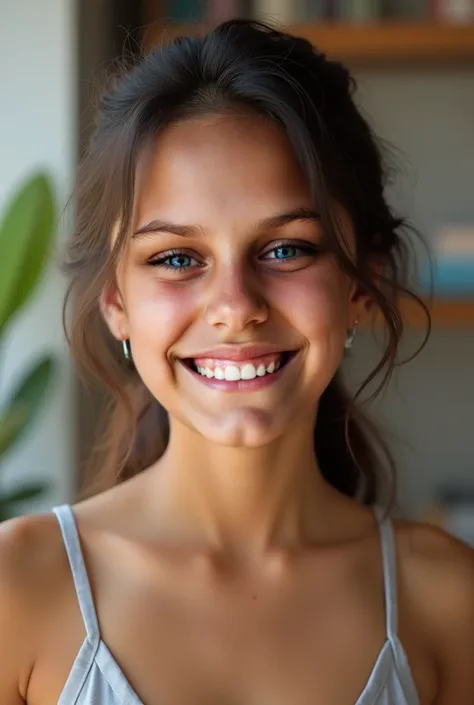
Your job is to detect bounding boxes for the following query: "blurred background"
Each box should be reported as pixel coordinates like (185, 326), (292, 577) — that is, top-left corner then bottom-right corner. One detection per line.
(0, 0), (473, 541)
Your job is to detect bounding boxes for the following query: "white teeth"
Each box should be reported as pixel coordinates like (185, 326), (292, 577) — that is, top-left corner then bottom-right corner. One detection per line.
(194, 357), (284, 381)
(224, 365), (241, 381)
(198, 366), (214, 377)
(240, 363), (257, 380)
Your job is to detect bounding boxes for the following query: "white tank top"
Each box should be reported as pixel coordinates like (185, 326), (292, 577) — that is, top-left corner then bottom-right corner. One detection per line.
(52, 504), (420, 705)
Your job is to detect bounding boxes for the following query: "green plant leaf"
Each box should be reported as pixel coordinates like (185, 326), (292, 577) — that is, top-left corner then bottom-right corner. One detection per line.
(0, 482), (49, 506)
(0, 482), (49, 521)
(0, 357), (56, 461)
(0, 405), (29, 458)
(0, 173), (56, 334)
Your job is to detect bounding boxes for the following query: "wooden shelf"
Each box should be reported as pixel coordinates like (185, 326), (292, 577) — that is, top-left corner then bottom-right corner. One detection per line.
(369, 297), (474, 327)
(143, 21), (474, 65)
(289, 21), (474, 64)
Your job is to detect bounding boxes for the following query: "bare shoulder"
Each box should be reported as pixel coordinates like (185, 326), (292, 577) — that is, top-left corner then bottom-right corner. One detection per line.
(393, 518), (474, 608)
(0, 510), (66, 578)
(0, 512), (70, 701)
(394, 518), (474, 704)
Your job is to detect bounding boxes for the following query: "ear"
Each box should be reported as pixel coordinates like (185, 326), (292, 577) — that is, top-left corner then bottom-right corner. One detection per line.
(99, 277), (129, 341)
(347, 261), (384, 326)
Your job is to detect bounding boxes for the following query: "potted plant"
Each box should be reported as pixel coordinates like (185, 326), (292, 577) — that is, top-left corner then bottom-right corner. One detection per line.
(0, 173), (57, 521)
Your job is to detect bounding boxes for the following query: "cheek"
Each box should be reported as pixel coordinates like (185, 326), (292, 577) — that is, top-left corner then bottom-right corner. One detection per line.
(274, 266), (350, 395)
(124, 273), (196, 357)
(270, 264), (349, 340)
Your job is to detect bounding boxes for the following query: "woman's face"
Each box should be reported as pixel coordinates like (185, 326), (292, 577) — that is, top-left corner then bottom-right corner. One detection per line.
(103, 112), (366, 447)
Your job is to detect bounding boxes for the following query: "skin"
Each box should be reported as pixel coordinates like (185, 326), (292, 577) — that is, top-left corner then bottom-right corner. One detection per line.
(0, 112), (473, 705)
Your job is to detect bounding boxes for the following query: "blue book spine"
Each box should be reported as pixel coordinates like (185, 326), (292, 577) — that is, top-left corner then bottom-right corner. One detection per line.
(166, 0), (203, 22)
(418, 257), (474, 296)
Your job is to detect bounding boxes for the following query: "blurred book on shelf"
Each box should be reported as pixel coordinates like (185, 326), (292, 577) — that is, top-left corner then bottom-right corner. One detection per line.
(162, 0), (474, 24)
(253, 0), (305, 23)
(430, 0), (474, 22)
(164, 0), (203, 21)
(337, 0), (382, 22)
(418, 224), (474, 297)
(253, 0), (383, 22)
(207, 0), (242, 22)
(384, 0), (428, 19)
(304, 1), (333, 19)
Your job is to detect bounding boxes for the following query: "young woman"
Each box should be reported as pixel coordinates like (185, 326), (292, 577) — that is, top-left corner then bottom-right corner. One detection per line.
(0, 19), (473, 705)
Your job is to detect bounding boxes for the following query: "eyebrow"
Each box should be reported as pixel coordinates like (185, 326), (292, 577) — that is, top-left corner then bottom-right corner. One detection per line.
(132, 207), (321, 239)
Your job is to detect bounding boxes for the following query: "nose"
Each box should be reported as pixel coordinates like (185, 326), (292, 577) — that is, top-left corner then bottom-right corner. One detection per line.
(204, 264), (269, 333)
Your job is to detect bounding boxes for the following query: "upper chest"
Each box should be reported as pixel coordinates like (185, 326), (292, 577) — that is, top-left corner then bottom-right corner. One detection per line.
(30, 530), (434, 705)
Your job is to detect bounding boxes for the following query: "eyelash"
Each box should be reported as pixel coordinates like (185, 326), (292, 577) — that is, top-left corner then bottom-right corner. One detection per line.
(148, 249), (202, 271)
(264, 240), (320, 260)
(147, 241), (321, 272)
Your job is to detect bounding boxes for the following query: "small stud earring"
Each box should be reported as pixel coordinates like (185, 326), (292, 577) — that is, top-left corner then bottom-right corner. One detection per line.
(122, 338), (131, 361)
(345, 319), (359, 350)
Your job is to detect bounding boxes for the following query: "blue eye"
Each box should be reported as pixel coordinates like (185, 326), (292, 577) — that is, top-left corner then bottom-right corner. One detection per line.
(149, 250), (198, 270)
(167, 253), (192, 268)
(264, 242), (317, 261)
(273, 245), (297, 259)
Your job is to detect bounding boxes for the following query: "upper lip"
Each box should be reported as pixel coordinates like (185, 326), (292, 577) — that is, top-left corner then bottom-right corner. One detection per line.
(182, 344), (297, 362)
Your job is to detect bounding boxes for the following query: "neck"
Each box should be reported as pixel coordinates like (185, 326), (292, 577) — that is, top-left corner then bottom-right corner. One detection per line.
(147, 417), (341, 564)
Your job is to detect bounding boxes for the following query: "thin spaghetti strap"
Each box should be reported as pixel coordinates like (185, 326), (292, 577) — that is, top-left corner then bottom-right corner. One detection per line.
(52, 504), (100, 641)
(373, 505), (398, 640)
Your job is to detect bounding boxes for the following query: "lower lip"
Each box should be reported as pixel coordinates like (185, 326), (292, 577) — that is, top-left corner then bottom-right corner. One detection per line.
(179, 353), (299, 392)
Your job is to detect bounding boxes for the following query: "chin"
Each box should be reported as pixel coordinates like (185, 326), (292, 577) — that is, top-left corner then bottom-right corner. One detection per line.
(189, 406), (295, 448)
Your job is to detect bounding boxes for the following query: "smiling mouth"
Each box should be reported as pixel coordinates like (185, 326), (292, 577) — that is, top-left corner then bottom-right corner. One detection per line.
(181, 351), (297, 382)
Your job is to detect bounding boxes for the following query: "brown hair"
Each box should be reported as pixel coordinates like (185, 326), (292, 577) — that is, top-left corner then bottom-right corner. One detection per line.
(63, 19), (431, 506)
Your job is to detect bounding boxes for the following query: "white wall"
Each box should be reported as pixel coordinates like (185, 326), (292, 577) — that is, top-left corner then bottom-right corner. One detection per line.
(0, 0), (77, 510)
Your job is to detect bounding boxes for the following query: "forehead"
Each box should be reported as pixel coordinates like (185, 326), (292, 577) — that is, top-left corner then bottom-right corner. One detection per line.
(134, 112), (313, 228)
